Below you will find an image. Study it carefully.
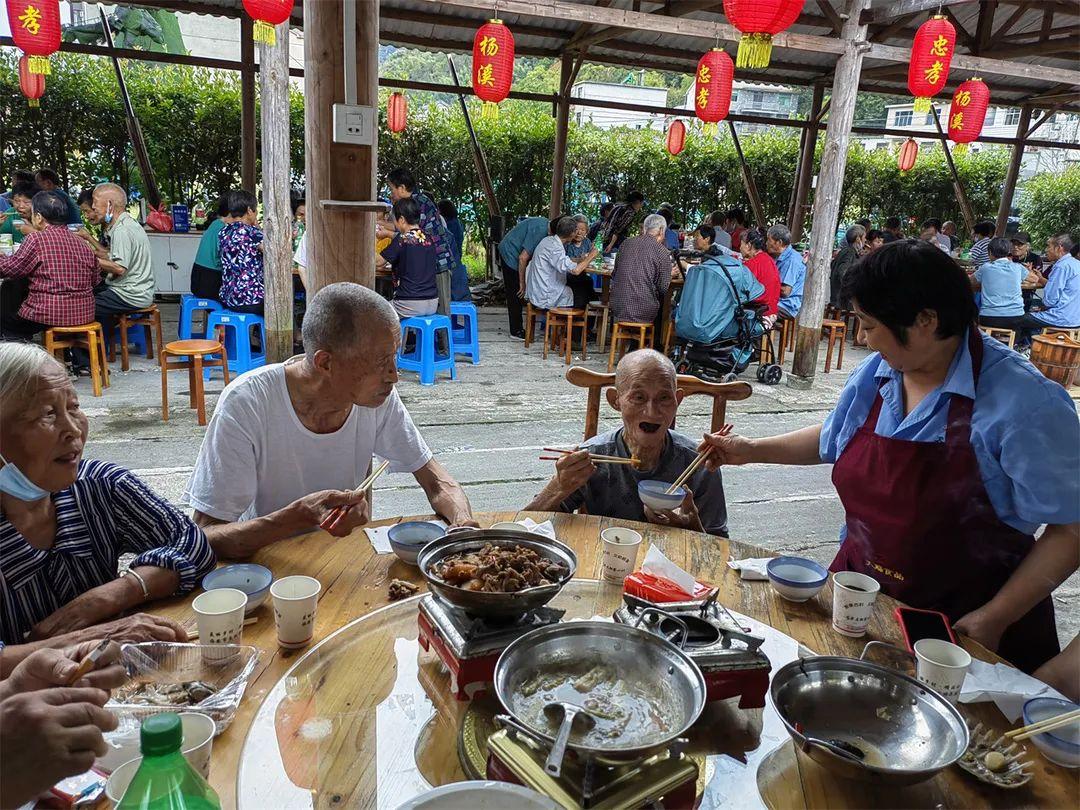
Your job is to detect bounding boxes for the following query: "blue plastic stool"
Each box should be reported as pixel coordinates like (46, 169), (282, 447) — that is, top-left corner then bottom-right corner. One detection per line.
(449, 301), (480, 365)
(206, 310), (266, 378)
(179, 295), (223, 340)
(397, 315), (456, 386)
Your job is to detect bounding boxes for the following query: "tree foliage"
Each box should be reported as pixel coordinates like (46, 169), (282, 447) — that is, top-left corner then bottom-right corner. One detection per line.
(1019, 166), (1080, 247)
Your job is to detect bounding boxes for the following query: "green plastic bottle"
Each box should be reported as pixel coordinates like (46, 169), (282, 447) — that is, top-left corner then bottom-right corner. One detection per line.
(116, 713), (221, 810)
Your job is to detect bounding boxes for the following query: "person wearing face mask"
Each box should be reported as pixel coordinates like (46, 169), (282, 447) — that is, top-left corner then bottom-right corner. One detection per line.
(695, 241), (1079, 673)
(0, 343), (213, 670)
(525, 350), (729, 536)
(183, 283), (476, 560)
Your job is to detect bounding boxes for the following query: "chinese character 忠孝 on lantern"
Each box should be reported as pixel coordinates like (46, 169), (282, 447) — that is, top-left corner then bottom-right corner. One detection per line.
(695, 49), (734, 137)
(472, 19), (514, 120)
(6, 0), (61, 75)
(908, 15), (956, 113)
(723, 0), (805, 69)
(948, 78), (989, 147)
(242, 0), (292, 46)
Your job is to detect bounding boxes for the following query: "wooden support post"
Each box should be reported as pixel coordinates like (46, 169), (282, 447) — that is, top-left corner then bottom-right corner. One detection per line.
(549, 53), (574, 218)
(790, 0), (870, 388)
(259, 21), (292, 363)
(929, 105), (975, 233)
(996, 103), (1032, 233)
(240, 16), (257, 192)
(304, 0), (379, 294)
(727, 121), (766, 228)
(789, 84), (825, 243)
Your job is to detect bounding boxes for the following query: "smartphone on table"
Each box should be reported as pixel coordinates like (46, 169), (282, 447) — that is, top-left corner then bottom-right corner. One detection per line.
(894, 606), (958, 652)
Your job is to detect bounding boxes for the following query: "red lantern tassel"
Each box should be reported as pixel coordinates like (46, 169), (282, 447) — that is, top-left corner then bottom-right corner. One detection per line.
(736, 33), (773, 69)
(253, 20), (277, 45)
(27, 55), (51, 75)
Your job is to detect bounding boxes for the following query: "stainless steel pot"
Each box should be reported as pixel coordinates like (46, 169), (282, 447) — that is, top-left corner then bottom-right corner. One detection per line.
(493, 620), (707, 769)
(416, 528), (577, 618)
(770, 641), (970, 785)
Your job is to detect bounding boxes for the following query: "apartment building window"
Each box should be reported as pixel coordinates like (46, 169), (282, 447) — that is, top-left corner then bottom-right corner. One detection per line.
(1003, 108), (1020, 126)
(894, 110), (913, 126)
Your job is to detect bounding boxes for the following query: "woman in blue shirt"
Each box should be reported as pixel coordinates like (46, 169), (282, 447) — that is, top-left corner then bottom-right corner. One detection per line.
(972, 236), (1034, 332)
(697, 241), (1078, 673)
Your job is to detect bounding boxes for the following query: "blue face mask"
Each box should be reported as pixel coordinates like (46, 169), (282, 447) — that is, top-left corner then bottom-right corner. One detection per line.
(103, 206), (113, 225)
(0, 454), (51, 502)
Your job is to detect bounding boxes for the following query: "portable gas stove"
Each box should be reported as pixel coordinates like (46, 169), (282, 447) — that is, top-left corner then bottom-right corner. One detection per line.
(613, 590), (771, 708)
(417, 594), (564, 700)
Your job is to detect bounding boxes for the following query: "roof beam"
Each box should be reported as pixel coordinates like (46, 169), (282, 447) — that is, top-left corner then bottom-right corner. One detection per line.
(816, 0), (844, 35)
(941, 8), (979, 51)
(565, 0), (723, 53)
(868, 12), (919, 42)
(990, 2), (1032, 46)
(975, 1), (998, 53)
(861, 0), (977, 24)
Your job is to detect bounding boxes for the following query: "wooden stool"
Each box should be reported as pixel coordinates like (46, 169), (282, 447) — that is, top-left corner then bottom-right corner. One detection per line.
(821, 319), (846, 373)
(110, 305), (164, 371)
(586, 302), (610, 351)
(662, 317), (676, 355)
(607, 321), (655, 372)
(978, 325), (1016, 350)
(524, 302), (547, 348)
(44, 323), (110, 397)
(1043, 327), (1080, 342)
(160, 339), (230, 426)
(544, 307), (588, 365)
(776, 313), (796, 364)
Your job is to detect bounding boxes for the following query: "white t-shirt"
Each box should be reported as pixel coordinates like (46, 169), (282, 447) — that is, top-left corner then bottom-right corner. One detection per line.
(293, 231), (307, 268)
(183, 363), (432, 522)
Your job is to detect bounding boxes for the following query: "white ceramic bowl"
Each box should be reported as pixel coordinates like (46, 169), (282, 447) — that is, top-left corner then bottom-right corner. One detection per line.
(1022, 697), (1079, 768)
(638, 480), (686, 511)
(396, 781), (559, 809)
(766, 556), (829, 602)
(103, 712), (215, 804)
(201, 564), (273, 615)
(388, 521), (445, 566)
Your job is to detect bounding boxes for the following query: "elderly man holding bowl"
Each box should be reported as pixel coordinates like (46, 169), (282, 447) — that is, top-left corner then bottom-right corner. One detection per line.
(0, 343), (214, 672)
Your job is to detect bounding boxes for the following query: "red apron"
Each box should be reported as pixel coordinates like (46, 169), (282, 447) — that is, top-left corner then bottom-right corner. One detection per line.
(830, 330), (1059, 673)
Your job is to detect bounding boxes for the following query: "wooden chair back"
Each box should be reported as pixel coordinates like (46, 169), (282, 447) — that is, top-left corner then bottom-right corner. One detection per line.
(565, 366), (752, 440)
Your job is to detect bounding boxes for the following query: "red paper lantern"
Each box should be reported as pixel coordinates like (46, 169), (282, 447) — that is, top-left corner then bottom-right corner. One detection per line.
(947, 77), (989, 147)
(666, 120), (687, 156)
(907, 15), (956, 113)
(472, 19), (515, 119)
(18, 55), (44, 108)
(694, 49), (734, 136)
(387, 92), (407, 134)
(242, 0), (292, 46)
(723, 0), (805, 68)
(6, 0), (61, 75)
(897, 138), (919, 172)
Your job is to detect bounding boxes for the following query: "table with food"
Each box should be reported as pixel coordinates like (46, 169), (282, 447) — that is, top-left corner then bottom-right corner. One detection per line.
(75, 507), (1078, 810)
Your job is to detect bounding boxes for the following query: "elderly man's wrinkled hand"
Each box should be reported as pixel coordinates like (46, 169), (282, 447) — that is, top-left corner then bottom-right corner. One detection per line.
(644, 490), (704, 533)
(554, 449), (596, 496)
(5, 643), (125, 696)
(303, 489), (371, 537)
(86, 613), (189, 645)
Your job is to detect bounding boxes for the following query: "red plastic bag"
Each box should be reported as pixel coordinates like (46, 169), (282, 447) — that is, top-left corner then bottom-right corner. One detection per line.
(623, 571), (714, 603)
(146, 204), (173, 233)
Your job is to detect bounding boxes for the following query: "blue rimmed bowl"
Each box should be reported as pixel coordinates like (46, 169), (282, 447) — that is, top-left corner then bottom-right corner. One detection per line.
(1022, 697), (1079, 768)
(201, 564), (273, 615)
(388, 521), (446, 566)
(767, 556), (829, 602)
(638, 480), (686, 512)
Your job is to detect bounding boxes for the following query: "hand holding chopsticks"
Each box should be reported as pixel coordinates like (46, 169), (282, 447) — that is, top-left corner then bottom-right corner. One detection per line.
(666, 424), (732, 494)
(319, 460), (390, 534)
(1006, 707), (1080, 741)
(540, 447), (640, 468)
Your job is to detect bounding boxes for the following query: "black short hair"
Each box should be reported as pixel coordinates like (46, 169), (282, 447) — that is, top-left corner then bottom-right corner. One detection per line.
(34, 168), (61, 186)
(1049, 233), (1076, 255)
(31, 190), (70, 225)
(988, 237), (1012, 259)
(696, 223), (716, 243)
(12, 181), (41, 201)
(626, 191), (645, 204)
(922, 217), (942, 230)
(726, 208), (746, 225)
(708, 210), (726, 227)
(387, 168), (416, 191)
(867, 229), (884, 243)
(392, 196), (420, 225)
(555, 216), (577, 239)
(599, 202), (614, 216)
(841, 240), (977, 346)
(11, 170), (34, 186)
(658, 208), (673, 225)
(77, 187), (94, 206)
(973, 220), (996, 238)
(885, 216), (902, 230)
(224, 189), (257, 218)
(437, 199), (458, 221)
(216, 194), (230, 218)
(290, 196), (306, 216)
(855, 218), (872, 230)
(742, 227), (765, 251)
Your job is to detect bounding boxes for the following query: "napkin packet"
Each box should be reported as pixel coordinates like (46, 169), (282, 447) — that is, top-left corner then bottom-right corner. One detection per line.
(624, 545), (713, 602)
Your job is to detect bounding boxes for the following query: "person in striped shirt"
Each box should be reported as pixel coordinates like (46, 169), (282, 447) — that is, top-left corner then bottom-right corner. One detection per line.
(0, 344), (215, 671)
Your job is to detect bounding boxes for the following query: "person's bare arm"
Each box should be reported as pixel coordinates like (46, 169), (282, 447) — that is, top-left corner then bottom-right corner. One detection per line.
(1033, 634), (1079, 702)
(98, 257), (127, 276)
(412, 459), (477, 527)
(567, 249), (599, 276)
(699, 424), (824, 470)
(780, 284), (793, 298)
(517, 249), (530, 296)
(525, 451), (596, 512)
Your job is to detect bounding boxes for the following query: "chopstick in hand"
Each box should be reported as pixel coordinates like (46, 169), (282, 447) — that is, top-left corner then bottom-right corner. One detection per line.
(666, 423), (732, 495)
(1007, 708), (1080, 741)
(320, 460), (391, 533)
(540, 448), (640, 467)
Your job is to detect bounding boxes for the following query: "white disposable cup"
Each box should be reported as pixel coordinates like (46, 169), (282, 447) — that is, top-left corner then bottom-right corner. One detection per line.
(192, 587), (247, 661)
(831, 571), (881, 637)
(489, 521), (526, 531)
(271, 575), (322, 649)
(600, 527), (643, 584)
(104, 712), (215, 805)
(914, 638), (971, 704)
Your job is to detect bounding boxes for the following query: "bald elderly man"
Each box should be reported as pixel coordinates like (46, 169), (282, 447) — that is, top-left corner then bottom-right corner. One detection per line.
(184, 283), (476, 559)
(526, 350), (729, 536)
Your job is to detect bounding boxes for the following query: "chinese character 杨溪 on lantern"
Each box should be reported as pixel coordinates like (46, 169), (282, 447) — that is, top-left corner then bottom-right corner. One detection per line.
(472, 20), (515, 120)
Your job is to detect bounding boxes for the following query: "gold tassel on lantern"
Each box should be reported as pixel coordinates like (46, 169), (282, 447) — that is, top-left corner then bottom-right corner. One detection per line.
(736, 33), (773, 69)
(28, 99), (39, 108)
(913, 97), (931, 113)
(482, 101), (499, 120)
(953, 143), (968, 155)
(253, 20), (277, 46)
(702, 122), (717, 138)
(27, 56), (51, 76)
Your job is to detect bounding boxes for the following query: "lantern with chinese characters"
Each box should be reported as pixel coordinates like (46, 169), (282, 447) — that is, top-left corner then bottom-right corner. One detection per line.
(6, 0), (61, 75)
(666, 120), (687, 156)
(947, 77), (989, 151)
(723, 0), (805, 69)
(908, 15), (956, 113)
(19, 55), (44, 108)
(387, 92), (407, 135)
(472, 19), (515, 119)
(242, 0), (292, 46)
(694, 49), (734, 137)
(897, 138), (919, 172)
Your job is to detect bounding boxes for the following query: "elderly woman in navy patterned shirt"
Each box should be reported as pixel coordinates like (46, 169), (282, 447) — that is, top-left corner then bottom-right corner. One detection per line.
(0, 343), (215, 673)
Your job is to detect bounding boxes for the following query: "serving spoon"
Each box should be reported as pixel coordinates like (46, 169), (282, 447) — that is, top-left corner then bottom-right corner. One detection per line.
(543, 701), (596, 778)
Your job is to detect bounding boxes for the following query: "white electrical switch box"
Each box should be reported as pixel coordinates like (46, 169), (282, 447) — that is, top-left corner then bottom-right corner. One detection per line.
(332, 103), (376, 146)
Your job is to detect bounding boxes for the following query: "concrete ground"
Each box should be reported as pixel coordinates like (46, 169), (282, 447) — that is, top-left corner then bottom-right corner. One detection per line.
(79, 301), (1077, 646)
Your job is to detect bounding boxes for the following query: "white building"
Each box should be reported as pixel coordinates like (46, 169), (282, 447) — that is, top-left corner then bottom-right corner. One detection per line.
(858, 103), (1080, 179)
(682, 80), (800, 133)
(571, 81), (669, 130)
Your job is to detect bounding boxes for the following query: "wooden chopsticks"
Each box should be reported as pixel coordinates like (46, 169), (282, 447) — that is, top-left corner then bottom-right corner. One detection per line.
(319, 460), (391, 533)
(1007, 708), (1080, 741)
(664, 423), (732, 495)
(539, 447), (640, 467)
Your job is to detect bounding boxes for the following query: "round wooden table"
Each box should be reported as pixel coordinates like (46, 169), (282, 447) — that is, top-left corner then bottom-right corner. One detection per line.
(148, 512), (1077, 808)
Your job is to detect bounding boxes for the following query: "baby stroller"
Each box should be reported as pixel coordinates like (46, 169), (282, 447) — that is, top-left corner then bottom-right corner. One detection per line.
(668, 253), (783, 385)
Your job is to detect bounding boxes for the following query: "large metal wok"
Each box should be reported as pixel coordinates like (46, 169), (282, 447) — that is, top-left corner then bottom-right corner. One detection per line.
(770, 642), (970, 785)
(416, 528), (577, 618)
(493, 620), (707, 770)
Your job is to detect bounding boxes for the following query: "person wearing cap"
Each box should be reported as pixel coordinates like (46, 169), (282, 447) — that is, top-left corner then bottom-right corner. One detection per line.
(1010, 231), (1043, 279)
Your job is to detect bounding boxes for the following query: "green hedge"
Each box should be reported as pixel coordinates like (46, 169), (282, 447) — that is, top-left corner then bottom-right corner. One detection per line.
(1019, 166), (1080, 246)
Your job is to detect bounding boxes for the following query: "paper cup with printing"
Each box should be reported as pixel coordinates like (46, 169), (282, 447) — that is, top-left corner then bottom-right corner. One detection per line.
(600, 527), (643, 584)
(192, 587), (248, 661)
(271, 575), (322, 649)
(830, 571), (881, 637)
(914, 638), (971, 704)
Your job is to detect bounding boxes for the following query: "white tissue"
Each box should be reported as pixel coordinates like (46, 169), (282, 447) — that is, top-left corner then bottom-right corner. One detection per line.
(959, 658), (1069, 722)
(364, 520), (447, 555)
(727, 557), (772, 581)
(641, 544), (699, 597)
